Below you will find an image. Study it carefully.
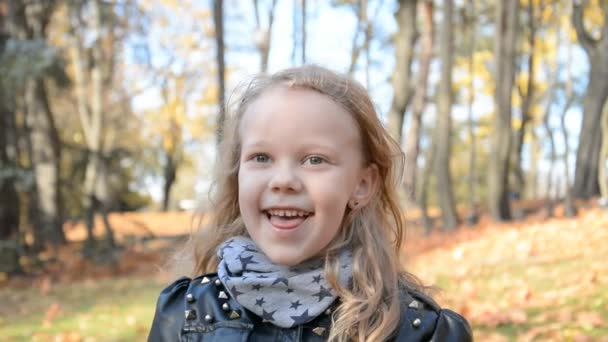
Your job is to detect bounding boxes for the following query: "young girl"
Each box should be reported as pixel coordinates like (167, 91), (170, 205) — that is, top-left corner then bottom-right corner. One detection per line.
(148, 66), (472, 341)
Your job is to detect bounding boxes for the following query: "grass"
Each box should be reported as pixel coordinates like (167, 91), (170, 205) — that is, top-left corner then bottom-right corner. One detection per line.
(0, 276), (165, 341)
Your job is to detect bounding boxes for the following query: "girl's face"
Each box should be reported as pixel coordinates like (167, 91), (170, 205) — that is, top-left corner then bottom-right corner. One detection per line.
(238, 86), (376, 266)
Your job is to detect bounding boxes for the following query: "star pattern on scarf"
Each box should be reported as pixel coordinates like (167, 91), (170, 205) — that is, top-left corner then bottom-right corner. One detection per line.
(239, 255), (257, 269)
(230, 285), (243, 298)
(243, 245), (258, 253)
(217, 236), (353, 328)
(272, 277), (289, 286)
(262, 309), (276, 321)
(290, 300), (302, 310)
(255, 297), (266, 307)
(290, 309), (313, 325)
(312, 286), (332, 302)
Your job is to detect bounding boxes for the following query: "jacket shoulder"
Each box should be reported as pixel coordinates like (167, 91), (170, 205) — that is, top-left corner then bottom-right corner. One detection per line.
(148, 273), (255, 342)
(147, 273), (226, 341)
(148, 276), (192, 341)
(394, 289), (473, 342)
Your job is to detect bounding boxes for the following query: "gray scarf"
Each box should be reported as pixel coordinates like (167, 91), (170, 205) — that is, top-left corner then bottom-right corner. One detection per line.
(217, 236), (352, 328)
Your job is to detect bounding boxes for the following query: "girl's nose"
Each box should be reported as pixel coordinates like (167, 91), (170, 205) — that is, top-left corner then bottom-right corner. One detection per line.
(269, 164), (303, 193)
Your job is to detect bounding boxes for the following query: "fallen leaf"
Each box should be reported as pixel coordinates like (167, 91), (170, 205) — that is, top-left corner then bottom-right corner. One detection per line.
(43, 302), (61, 327)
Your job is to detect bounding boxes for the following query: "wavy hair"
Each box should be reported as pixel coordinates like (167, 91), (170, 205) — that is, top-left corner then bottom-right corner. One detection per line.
(175, 65), (426, 341)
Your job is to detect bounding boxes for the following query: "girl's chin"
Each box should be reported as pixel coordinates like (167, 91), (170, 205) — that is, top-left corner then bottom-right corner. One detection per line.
(266, 254), (307, 267)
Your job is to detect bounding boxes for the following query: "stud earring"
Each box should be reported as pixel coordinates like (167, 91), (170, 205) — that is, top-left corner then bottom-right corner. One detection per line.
(350, 201), (359, 209)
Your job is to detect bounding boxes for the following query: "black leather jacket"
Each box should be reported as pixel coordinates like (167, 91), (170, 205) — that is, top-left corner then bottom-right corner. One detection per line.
(148, 273), (472, 341)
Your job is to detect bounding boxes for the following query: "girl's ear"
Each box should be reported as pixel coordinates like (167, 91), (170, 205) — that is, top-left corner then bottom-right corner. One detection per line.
(349, 164), (379, 209)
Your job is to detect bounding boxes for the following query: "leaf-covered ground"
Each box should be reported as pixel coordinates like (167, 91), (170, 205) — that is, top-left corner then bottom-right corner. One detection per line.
(0, 207), (607, 341)
(408, 207), (608, 341)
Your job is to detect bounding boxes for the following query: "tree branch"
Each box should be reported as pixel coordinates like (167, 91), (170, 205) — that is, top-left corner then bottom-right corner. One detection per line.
(572, 0), (598, 54)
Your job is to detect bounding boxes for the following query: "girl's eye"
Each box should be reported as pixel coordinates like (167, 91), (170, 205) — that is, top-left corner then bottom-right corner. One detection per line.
(305, 156), (325, 165)
(253, 154), (270, 163)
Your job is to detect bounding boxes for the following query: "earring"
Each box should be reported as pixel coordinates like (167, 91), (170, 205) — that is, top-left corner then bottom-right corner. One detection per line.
(350, 200), (359, 209)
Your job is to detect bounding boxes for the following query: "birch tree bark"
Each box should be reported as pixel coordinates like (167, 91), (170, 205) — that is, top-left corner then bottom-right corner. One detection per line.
(69, 0), (116, 250)
(8, 0), (65, 247)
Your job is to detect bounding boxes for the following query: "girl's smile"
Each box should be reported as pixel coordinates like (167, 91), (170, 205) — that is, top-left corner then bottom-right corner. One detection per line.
(263, 207), (313, 230)
(237, 85), (376, 266)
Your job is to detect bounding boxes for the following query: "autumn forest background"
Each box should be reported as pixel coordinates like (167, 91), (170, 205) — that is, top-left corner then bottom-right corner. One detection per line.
(1, 0), (608, 341)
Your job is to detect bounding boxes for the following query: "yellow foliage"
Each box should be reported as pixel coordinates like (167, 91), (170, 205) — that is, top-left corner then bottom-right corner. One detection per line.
(583, 0), (606, 39)
(201, 86), (219, 105)
(541, 5), (554, 23)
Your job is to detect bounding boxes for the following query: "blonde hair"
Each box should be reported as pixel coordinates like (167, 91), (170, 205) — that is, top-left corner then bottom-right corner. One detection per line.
(177, 65), (425, 341)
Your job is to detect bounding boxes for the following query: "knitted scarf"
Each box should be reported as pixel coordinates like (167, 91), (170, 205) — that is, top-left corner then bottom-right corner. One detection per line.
(217, 236), (352, 328)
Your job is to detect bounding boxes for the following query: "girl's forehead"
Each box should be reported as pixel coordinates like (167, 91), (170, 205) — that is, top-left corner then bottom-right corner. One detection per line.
(238, 87), (363, 148)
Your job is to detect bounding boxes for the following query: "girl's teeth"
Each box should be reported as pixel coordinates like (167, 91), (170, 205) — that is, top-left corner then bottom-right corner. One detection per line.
(267, 209), (309, 217)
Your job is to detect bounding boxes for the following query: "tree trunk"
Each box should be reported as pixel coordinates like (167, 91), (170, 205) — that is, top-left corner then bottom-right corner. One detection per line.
(543, 83), (557, 218)
(527, 130), (539, 199)
(599, 100), (608, 206)
(95, 155), (115, 248)
(572, 0), (608, 199)
(301, 0), (307, 64)
(348, 0), (367, 75)
(0, 16), (21, 241)
(465, 0), (478, 226)
(162, 150), (177, 211)
(403, 0), (433, 203)
(560, 15), (577, 218)
(419, 134), (436, 234)
(69, 0), (108, 252)
(434, 0), (458, 231)
(513, 0), (536, 197)
(213, 0), (226, 144)
(8, 0), (65, 247)
(489, 0), (518, 221)
(387, 0), (417, 143)
(253, 0), (278, 73)
(0, 100), (20, 241)
(25, 79), (65, 246)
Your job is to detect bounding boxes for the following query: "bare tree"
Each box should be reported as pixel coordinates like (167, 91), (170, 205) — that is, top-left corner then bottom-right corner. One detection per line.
(419, 130), (436, 234)
(513, 0), (538, 198)
(465, 0), (478, 225)
(348, 0), (368, 75)
(489, 0), (519, 221)
(560, 2), (577, 217)
(213, 0), (226, 143)
(435, 0), (458, 230)
(253, 0), (278, 73)
(403, 0), (433, 203)
(69, 0), (116, 251)
(301, 0), (306, 64)
(599, 101), (608, 206)
(542, 61), (558, 218)
(571, 0), (608, 199)
(387, 0), (417, 143)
